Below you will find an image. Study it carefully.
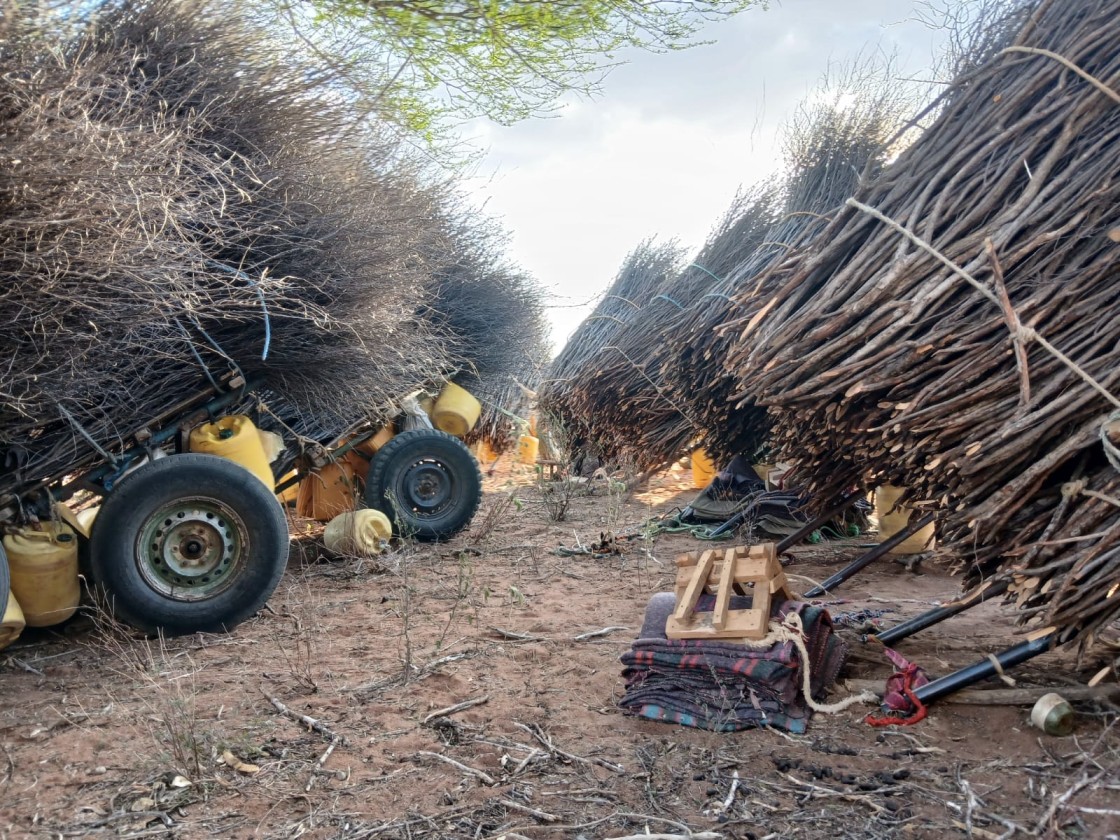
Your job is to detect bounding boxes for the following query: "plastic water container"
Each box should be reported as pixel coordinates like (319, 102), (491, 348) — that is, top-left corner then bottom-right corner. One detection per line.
(432, 383), (482, 438)
(517, 434), (539, 465)
(0, 591), (25, 651)
(189, 415), (275, 490)
(872, 485), (936, 554)
(323, 509), (392, 556)
(690, 448), (717, 488)
(295, 460), (357, 522)
(76, 506), (100, 537)
(4, 522), (81, 627)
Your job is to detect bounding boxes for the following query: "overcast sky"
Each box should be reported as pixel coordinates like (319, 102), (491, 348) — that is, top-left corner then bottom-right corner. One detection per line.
(462, 0), (957, 353)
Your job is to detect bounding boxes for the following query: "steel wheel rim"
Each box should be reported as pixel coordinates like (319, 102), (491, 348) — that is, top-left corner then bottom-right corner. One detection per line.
(136, 497), (248, 601)
(398, 458), (455, 516)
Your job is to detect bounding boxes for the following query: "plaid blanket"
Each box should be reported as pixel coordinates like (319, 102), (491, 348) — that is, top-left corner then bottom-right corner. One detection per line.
(619, 594), (847, 733)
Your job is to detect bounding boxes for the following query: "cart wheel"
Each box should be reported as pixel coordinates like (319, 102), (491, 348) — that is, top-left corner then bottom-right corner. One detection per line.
(89, 454), (289, 635)
(0, 542), (9, 624)
(363, 429), (482, 542)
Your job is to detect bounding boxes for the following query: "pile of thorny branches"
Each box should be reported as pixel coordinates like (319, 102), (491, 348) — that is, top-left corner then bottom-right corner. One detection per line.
(0, 0), (545, 499)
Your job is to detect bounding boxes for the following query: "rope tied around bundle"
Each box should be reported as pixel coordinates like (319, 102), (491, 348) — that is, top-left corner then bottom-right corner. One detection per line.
(741, 611), (878, 715)
(848, 198), (1120, 476)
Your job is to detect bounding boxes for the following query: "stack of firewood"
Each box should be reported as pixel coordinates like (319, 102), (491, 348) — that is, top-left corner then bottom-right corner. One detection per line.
(725, 0), (1120, 638)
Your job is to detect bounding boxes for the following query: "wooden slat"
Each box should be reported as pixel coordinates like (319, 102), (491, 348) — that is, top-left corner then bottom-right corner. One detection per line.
(673, 550), (715, 622)
(712, 550), (736, 630)
(674, 550), (701, 568)
(667, 608), (767, 639)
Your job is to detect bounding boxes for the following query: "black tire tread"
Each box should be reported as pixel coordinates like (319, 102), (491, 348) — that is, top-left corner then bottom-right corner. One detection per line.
(0, 542), (9, 625)
(89, 453), (289, 635)
(364, 429), (482, 541)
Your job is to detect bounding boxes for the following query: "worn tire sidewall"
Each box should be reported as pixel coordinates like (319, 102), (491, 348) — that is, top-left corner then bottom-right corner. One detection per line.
(90, 453), (289, 634)
(365, 429), (482, 541)
(0, 542), (9, 624)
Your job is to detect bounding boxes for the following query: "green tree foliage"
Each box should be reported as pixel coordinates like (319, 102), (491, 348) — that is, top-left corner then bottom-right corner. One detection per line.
(284, 0), (759, 137)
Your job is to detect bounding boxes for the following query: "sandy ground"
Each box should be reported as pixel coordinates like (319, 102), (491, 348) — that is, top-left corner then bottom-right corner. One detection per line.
(1, 460), (1118, 839)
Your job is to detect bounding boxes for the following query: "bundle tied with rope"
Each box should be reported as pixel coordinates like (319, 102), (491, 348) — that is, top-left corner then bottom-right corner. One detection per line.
(620, 594), (876, 734)
(539, 239), (688, 466)
(420, 212), (551, 453)
(721, 0), (1120, 643)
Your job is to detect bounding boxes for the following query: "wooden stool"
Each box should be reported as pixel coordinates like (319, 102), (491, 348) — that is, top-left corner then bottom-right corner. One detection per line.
(667, 543), (794, 641)
(536, 459), (563, 480)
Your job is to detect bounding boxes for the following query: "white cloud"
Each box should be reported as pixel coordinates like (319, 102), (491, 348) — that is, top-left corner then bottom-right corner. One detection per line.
(462, 0), (954, 352)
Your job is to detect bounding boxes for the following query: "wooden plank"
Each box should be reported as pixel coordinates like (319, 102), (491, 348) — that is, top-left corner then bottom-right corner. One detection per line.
(667, 608), (767, 639)
(673, 550), (715, 622)
(769, 571), (793, 599)
(712, 551), (736, 630)
(674, 550), (701, 568)
(674, 558), (772, 589)
(731, 556), (770, 581)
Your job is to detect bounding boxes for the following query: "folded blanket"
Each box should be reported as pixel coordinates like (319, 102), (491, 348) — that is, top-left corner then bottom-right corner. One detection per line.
(619, 593), (848, 733)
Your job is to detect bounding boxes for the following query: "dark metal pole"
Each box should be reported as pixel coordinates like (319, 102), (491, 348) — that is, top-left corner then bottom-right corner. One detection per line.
(911, 628), (1064, 706)
(775, 493), (861, 553)
(872, 578), (1010, 646)
(803, 512), (937, 598)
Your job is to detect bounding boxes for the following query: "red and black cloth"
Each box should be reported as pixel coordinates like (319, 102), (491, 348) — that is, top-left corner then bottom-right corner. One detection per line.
(619, 594), (848, 733)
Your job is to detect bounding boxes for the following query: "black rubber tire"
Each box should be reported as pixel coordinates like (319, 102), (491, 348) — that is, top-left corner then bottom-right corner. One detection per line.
(363, 429), (482, 541)
(0, 542), (9, 626)
(89, 453), (289, 635)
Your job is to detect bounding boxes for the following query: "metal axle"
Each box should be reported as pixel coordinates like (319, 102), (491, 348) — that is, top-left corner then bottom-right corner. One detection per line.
(911, 628), (1066, 706)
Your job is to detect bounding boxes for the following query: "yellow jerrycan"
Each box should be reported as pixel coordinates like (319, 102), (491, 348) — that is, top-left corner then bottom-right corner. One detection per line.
(1, 592), (25, 651)
(323, 509), (392, 556)
(517, 434), (539, 465)
(432, 383), (482, 438)
(872, 485), (936, 554)
(690, 448), (717, 488)
(4, 522), (81, 627)
(189, 415), (275, 490)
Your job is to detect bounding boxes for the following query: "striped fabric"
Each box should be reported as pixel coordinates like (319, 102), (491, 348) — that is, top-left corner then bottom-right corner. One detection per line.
(619, 597), (847, 733)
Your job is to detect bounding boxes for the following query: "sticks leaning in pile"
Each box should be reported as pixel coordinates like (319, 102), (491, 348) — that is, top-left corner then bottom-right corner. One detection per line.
(540, 68), (909, 472)
(539, 239), (687, 463)
(658, 84), (906, 467)
(725, 0), (1120, 638)
(549, 184), (783, 472)
(423, 212), (550, 452)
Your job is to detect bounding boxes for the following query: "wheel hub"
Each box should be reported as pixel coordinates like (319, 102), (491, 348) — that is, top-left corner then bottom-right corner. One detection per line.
(404, 461), (452, 512)
(137, 500), (245, 600)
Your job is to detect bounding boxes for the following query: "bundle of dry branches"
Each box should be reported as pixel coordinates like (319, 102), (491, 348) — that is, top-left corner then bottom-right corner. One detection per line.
(540, 68), (907, 472)
(422, 212), (550, 452)
(540, 188), (780, 470)
(538, 239), (687, 462)
(658, 85), (905, 467)
(0, 0), (545, 498)
(725, 0), (1120, 638)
